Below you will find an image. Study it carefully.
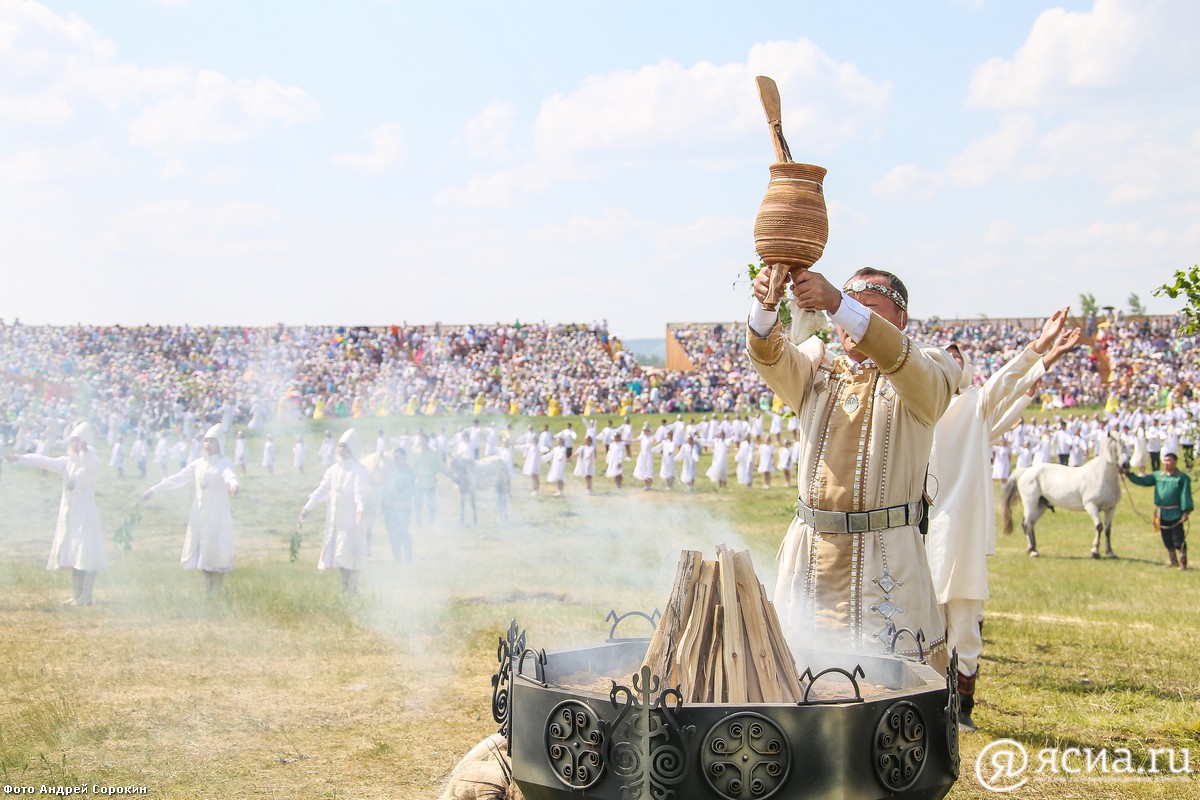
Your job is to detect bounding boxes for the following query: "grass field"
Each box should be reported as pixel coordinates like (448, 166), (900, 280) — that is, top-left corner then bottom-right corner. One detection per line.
(1, 414), (1198, 799)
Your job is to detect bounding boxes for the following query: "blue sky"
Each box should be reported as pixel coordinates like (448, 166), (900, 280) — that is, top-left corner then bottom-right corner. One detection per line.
(1, 0), (1196, 336)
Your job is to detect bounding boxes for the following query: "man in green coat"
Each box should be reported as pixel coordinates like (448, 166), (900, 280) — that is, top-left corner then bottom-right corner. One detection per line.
(1125, 452), (1193, 569)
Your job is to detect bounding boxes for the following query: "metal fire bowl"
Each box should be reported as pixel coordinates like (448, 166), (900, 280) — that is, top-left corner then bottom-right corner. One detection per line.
(509, 639), (958, 800)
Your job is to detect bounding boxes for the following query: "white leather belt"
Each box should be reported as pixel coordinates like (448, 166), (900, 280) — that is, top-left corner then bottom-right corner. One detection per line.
(795, 499), (923, 533)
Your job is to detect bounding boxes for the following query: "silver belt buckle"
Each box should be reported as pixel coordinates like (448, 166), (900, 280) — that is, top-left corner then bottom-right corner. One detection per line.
(817, 509), (847, 533)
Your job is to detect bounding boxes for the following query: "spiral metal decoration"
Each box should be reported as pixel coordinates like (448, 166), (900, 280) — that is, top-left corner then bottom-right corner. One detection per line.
(873, 700), (928, 792)
(491, 619), (526, 752)
(701, 713), (790, 799)
(545, 700), (606, 789)
(605, 665), (694, 799)
(945, 650), (961, 779)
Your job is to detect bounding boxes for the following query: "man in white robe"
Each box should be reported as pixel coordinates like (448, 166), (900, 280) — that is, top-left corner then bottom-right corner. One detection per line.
(926, 313), (1078, 730)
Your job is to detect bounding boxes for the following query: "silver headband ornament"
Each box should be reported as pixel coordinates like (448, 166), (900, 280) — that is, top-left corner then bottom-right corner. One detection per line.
(842, 278), (908, 313)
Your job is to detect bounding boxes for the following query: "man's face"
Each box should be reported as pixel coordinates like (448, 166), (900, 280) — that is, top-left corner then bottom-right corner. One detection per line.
(836, 276), (908, 362)
(1164, 455), (1178, 473)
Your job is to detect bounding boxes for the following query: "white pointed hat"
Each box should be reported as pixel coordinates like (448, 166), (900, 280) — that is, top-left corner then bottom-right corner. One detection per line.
(204, 424), (224, 454)
(69, 421), (96, 448)
(338, 428), (357, 457)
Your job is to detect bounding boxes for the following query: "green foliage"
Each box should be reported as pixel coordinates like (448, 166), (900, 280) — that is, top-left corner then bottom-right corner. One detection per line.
(1128, 292), (1146, 316)
(1153, 264), (1200, 333)
(1079, 292), (1100, 318)
(113, 507), (140, 552)
(289, 521), (303, 562)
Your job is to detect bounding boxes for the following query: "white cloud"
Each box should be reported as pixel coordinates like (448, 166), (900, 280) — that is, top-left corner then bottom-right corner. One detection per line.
(465, 101), (517, 160)
(968, 0), (1200, 109)
(435, 161), (578, 209)
(872, 163), (943, 201)
(0, 143), (118, 182)
(439, 38), (891, 208)
(945, 115), (1037, 186)
(0, 1), (319, 155)
(332, 123), (405, 172)
(129, 70), (318, 153)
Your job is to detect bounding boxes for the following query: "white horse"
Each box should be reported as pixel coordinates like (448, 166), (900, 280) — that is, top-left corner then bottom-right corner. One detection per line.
(449, 454), (511, 525)
(1001, 432), (1124, 559)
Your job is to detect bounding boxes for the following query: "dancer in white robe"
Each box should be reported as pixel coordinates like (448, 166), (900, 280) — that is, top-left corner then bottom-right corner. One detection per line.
(703, 431), (729, 488)
(756, 435), (774, 489)
(292, 436), (306, 473)
(520, 438), (545, 496)
(735, 436), (754, 487)
(299, 428), (369, 593)
(262, 434), (277, 475)
(233, 430), (248, 475)
(633, 426), (656, 489)
(676, 434), (699, 490)
(543, 441), (569, 496)
(6, 422), (106, 605)
(991, 443), (1011, 480)
(775, 436), (792, 488)
(604, 433), (627, 489)
(142, 424), (240, 595)
(654, 436), (677, 490)
(573, 436), (596, 494)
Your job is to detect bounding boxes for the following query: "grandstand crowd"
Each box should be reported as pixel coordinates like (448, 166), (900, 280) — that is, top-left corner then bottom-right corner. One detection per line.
(0, 313), (1197, 486)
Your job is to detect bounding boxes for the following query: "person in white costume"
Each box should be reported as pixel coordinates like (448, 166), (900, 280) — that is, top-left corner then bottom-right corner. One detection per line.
(756, 434), (774, 489)
(543, 438), (569, 497)
(262, 434), (277, 475)
(654, 435), (678, 490)
(233, 430), (248, 475)
(299, 428), (369, 593)
(703, 430), (730, 488)
(735, 435), (754, 488)
(632, 425), (656, 490)
(142, 424), (240, 595)
(677, 433), (700, 490)
(520, 436), (545, 496)
(926, 312), (1078, 731)
(6, 421), (107, 606)
(292, 435), (307, 474)
(572, 435), (596, 494)
(604, 433), (628, 489)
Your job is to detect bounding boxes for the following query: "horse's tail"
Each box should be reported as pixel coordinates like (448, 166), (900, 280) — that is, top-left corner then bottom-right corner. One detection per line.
(1000, 468), (1023, 535)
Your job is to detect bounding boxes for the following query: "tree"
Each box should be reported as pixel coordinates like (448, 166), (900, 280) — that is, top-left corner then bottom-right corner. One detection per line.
(1154, 264), (1200, 333)
(1078, 293), (1099, 318)
(1128, 293), (1146, 316)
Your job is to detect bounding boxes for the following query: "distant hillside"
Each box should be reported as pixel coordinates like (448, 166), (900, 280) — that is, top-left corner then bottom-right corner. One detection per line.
(622, 337), (665, 367)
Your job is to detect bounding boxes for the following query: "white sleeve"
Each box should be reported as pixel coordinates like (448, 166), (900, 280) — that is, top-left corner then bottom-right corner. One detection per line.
(828, 292), (870, 341)
(748, 301), (777, 338)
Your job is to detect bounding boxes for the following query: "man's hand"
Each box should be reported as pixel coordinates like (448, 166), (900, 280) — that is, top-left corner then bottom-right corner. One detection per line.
(1032, 307), (1070, 354)
(752, 265), (777, 308)
(1044, 327), (1082, 368)
(298, 507), (309, 523)
(790, 270), (842, 314)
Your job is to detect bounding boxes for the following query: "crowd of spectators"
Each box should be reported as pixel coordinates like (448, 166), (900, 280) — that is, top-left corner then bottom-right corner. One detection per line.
(1, 312), (1196, 453)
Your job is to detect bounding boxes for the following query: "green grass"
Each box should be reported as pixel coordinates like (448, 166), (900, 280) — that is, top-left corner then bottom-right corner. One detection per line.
(1, 416), (1198, 798)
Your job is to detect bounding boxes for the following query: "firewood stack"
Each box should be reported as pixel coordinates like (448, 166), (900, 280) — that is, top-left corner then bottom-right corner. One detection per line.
(639, 546), (802, 703)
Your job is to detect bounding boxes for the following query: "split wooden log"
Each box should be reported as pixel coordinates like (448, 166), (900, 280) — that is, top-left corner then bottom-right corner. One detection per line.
(639, 547), (802, 703)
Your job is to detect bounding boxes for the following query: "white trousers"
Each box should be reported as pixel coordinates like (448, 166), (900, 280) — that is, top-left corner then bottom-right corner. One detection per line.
(942, 598), (984, 676)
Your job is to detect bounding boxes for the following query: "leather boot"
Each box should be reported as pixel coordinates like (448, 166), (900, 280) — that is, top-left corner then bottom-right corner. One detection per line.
(1167, 548), (1179, 568)
(957, 670), (978, 732)
(1180, 545), (1188, 571)
(78, 572), (96, 606)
